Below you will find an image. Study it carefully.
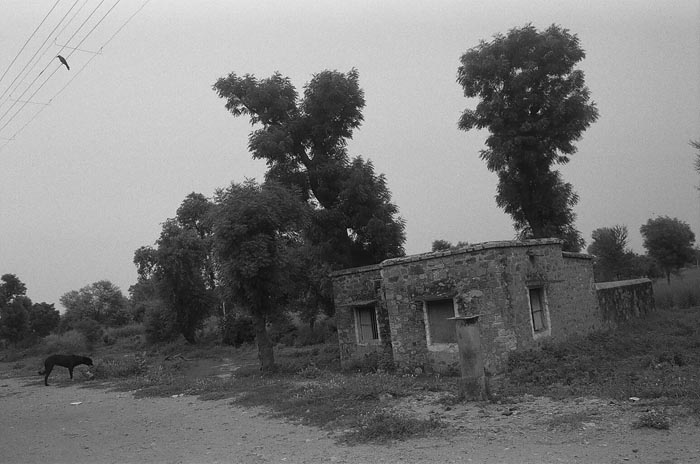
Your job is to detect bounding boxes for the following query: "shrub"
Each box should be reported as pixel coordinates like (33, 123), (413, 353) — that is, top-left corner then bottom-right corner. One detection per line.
(144, 302), (178, 343)
(633, 410), (671, 430)
(41, 330), (89, 354)
(92, 354), (147, 379)
(74, 319), (104, 348)
(220, 313), (255, 347)
(105, 323), (144, 340)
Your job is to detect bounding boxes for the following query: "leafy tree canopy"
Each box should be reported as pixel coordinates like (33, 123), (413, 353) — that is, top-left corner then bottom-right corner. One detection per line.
(640, 216), (696, 284)
(213, 69), (405, 267)
(60, 280), (130, 327)
(587, 225), (631, 281)
(213, 180), (309, 370)
(28, 302), (60, 337)
(134, 193), (218, 343)
(0, 274), (27, 307)
(457, 24), (598, 251)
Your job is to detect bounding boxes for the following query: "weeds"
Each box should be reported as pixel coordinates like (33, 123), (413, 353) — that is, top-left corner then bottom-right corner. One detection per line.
(343, 409), (444, 444)
(653, 267), (700, 310)
(633, 410), (671, 430)
(503, 305), (700, 401)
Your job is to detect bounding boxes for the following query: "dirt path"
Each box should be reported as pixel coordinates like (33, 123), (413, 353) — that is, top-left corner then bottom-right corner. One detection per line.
(1, 365), (699, 464)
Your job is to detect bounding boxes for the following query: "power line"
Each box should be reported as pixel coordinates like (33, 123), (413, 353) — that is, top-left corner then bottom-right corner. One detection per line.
(0, 0), (113, 132)
(0, 0), (152, 151)
(0, 0), (61, 88)
(0, 0), (82, 109)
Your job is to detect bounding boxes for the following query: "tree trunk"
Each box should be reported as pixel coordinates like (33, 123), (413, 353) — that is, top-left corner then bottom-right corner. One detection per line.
(253, 313), (275, 371)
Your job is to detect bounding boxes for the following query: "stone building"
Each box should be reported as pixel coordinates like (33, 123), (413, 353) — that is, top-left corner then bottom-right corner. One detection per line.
(331, 238), (653, 376)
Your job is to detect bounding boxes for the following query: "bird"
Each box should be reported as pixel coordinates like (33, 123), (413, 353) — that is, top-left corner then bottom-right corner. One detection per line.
(56, 55), (70, 70)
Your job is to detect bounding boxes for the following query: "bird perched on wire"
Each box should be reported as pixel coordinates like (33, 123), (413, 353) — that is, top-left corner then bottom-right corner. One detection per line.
(56, 55), (70, 70)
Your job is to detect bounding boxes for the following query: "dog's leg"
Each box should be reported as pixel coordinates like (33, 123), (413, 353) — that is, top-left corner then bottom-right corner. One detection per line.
(69, 367), (74, 380)
(44, 365), (53, 386)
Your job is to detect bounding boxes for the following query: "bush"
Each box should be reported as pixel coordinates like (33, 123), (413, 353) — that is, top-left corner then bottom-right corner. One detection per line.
(73, 319), (104, 348)
(144, 302), (178, 343)
(105, 323), (144, 340)
(41, 330), (89, 354)
(92, 354), (147, 379)
(220, 313), (255, 347)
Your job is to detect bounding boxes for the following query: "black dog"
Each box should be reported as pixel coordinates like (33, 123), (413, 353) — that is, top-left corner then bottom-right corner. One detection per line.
(38, 354), (93, 386)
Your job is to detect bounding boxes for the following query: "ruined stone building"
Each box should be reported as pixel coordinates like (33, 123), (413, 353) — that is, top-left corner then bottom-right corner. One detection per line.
(331, 238), (653, 376)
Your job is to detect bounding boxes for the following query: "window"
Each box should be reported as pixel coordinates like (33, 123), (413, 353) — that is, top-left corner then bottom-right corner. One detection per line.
(528, 287), (547, 332)
(425, 299), (457, 344)
(355, 306), (379, 344)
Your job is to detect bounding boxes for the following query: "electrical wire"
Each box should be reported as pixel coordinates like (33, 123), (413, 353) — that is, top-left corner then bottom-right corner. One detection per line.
(0, 0), (113, 132)
(0, 0), (151, 151)
(0, 0), (82, 109)
(0, 0), (61, 88)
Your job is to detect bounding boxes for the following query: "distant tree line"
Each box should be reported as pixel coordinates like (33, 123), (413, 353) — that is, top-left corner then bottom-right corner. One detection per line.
(587, 217), (695, 283)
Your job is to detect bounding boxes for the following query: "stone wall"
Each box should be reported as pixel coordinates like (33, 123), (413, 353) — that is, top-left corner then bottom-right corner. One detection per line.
(331, 264), (392, 367)
(595, 278), (655, 324)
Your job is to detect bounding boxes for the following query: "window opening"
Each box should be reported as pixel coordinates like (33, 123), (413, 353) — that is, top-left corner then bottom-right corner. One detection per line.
(528, 287), (547, 332)
(425, 299), (457, 344)
(356, 306), (379, 343)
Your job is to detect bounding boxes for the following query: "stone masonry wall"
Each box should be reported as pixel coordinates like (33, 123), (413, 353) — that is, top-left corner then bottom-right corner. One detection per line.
(331, 264), (392, 368)
(595, 278), (655, 324)
(378, 239), (600, 375)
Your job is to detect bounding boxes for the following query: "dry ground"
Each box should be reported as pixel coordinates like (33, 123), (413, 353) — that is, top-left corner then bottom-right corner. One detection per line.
(2, 361), (700, 464)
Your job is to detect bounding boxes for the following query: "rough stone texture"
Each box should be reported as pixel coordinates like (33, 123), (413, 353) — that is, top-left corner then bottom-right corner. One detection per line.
(595, 278), (655, 324)
(331, 239), (652, 376)
(331, 264), (393, 367)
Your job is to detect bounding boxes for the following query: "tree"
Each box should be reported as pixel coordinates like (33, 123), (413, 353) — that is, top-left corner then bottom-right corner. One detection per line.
(28, 302), (60, 337)
(457, 24), (599, 251)
(0, 274), (27, 307)
(213, 180), (309, 371)
(0, 296), (31, 344)
(640, 216), (696, 284)
(587, 225), (630, 281)
(692, 139), (700, 178)
(213, 69), (405, 268)
(134, 193), (218, 343)
(60, 281), (130, 327)
(431, 240), (470, 252)
(0, 274), (31, 344)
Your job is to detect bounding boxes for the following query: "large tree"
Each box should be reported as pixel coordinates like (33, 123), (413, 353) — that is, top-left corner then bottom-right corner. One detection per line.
(213, 180), (309, 371)
(60, 280), (130, 327)
(134, 193), (219, 343)
(640, 216), (696, 284)
(212, 69), (405, 268)
(28, 302), (60, 337)
(457, 24), (599, 251)
(587, 225), (631, 281)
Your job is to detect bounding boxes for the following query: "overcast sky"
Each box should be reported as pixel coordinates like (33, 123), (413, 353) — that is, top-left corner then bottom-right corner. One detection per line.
(1, 0), (698, 309)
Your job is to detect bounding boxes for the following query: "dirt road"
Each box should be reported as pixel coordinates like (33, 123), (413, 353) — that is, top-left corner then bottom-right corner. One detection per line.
(1, 366), (699, 464)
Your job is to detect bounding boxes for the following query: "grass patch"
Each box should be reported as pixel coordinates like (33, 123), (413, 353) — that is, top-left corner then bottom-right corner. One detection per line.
(92, 354), (148, 380)
(503, 305), (700, 401)
(344, 409), (444, 444)
(653, 267), (700, 310)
